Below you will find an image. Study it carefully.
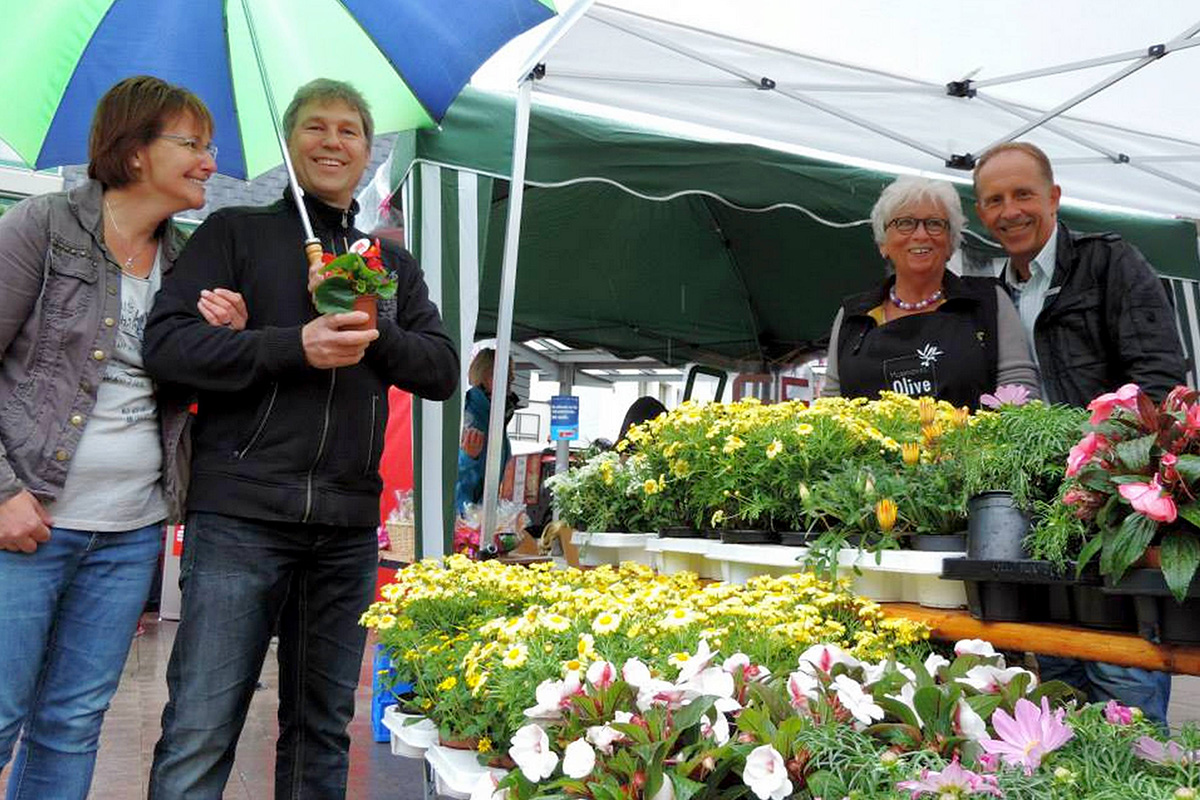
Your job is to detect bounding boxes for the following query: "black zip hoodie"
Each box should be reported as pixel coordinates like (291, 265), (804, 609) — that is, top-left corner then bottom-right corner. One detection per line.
(144, 190), (457, 527)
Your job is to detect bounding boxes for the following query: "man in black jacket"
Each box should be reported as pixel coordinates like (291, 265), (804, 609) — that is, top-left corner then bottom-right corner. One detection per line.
(144, 80), (457, 798)
(974, 141), (1185, 730)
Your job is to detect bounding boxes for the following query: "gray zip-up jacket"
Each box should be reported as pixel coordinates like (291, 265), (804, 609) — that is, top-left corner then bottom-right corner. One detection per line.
(0, 180), (191, 519)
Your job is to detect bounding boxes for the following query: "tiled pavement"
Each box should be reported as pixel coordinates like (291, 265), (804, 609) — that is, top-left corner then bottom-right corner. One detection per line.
(5, 619), (1200, 799)
(0, 616), (423, 799)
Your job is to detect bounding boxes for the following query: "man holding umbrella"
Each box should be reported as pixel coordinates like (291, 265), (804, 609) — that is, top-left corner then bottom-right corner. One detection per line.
(143, 80), (457, 798)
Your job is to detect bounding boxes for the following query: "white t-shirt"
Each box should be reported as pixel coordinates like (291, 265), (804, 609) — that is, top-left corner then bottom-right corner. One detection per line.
(49, 247), (167, 531)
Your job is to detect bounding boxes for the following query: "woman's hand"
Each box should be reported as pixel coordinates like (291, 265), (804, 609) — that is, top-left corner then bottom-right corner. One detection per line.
(461, 427), (485, 458)
(198, 288), (248, 330)
(0, 490), (53, 553)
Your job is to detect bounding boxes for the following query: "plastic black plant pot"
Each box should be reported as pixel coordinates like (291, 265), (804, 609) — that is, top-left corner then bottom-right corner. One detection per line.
(967, 491), (1031, 560)
(942, 558), (1085, 624)
(720, 529), (781, 545)
(1102, 569), (1200, 644)
(1070, 585), (1138, 632)
(657, 526), (702, 539)
(778, 531), (822, 548)
(843, 532), (886, 549)
(702, 528), (724, 540)
(910, 532), (968, 552)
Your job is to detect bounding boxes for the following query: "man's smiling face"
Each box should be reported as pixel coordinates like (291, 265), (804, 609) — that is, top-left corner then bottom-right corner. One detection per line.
(974, 149), (1061, 266)
(287, 98), (369, 209)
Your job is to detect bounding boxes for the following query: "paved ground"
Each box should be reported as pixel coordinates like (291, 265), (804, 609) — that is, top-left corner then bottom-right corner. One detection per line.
(4, 618), (1200, 799)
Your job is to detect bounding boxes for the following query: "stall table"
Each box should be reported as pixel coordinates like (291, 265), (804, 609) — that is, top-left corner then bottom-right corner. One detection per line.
(882, 602), (1200, 675)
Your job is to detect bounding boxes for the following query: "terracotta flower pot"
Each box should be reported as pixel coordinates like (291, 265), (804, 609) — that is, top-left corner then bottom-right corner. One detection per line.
(351, 294), (378, 330)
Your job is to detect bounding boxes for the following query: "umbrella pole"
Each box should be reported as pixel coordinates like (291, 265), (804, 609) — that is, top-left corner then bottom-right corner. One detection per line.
(479, 77), (534, 550)
(238, 0), (323, 272)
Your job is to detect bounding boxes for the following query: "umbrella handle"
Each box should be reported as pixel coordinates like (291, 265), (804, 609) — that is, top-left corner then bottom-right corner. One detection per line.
(305, 239), (325, 294)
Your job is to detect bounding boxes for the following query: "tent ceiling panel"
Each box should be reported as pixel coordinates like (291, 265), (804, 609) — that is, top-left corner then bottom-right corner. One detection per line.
(529, 3), (1200, 219)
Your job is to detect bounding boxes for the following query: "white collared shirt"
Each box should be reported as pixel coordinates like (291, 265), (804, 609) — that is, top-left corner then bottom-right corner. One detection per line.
(1003, 227), (1057, 397)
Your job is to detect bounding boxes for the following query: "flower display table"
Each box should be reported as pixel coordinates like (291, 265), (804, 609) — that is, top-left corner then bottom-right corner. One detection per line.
(381, 706), (438, 757)
(572, 532), (656, 567)
(424, 742), (509, 800)
(645, 538), (968, 608)
(881, 602), (1200, 675)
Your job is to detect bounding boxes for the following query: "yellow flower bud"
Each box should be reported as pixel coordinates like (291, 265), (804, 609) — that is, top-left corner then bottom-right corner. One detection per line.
(875, 498), (898, 532)
(918, 396), (937, 426)
(901, 442), (921, 466)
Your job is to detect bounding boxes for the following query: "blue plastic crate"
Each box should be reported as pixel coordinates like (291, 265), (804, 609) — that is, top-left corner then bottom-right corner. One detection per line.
(370, 643), (414, 743)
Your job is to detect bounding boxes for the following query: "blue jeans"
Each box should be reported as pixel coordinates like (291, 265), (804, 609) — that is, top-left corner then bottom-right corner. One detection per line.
(1038, 655), (1171, 730)
(0, 523), (162, 800)
(148, 512), (377, 800)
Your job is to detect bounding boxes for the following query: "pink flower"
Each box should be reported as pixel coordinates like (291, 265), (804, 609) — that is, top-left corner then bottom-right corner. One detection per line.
(896, 757), (1003, 798)
(1187, 404), (1200, 434)
(1086, 383), (1140, 425)
(979, 696), (1074, 774)
(1133, 736), (1200, 765)
(1118, 476), (1178, 523)
(1161, 452), (1180, 484)
(1065, 433), (1107, 477)
(980, 384), (1031, 409)
(1104, 699), (1134, 725)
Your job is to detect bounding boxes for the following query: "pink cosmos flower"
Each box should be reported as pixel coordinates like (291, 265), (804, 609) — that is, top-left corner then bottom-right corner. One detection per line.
(1086, 383), (1140, 425)
(896, 757), (1003, 798)
(979, 696), (1074, 774)
(1065, 432), (1107, 477)
(1118, 476), (1178, 523)
(980, 384), (1031, 409)
(1132, 736), (1200, 765)
(1104, 699), (1134, 725)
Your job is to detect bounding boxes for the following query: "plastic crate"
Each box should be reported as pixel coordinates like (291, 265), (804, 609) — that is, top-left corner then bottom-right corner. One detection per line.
(371, 644), (413, 743)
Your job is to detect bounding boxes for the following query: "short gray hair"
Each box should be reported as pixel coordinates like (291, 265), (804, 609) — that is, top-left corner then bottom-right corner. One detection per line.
(283, 78), (374, 145)
(869, 176), (965, 254)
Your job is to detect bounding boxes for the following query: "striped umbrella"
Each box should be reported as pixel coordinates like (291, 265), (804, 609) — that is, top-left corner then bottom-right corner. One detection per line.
(0, 0), (554, 181)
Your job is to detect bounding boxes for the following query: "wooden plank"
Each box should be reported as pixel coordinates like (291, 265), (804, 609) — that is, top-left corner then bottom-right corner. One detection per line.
(881, 602), (1200, 676)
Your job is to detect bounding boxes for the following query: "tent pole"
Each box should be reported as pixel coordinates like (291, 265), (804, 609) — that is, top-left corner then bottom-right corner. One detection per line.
(480, 77), (534, 551)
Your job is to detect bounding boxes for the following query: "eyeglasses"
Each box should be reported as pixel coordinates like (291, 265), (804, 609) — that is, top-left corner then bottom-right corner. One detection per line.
(887, 217), (949, 235)
(159, 134), (218, 160)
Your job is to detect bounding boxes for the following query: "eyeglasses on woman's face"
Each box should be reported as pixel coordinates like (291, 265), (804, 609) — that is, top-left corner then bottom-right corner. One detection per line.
(158, 133), (218, 160)
(887, 216), (949, 235)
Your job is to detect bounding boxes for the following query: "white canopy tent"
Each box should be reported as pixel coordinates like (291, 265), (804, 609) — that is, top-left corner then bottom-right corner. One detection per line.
(465, 0), (1200, 543)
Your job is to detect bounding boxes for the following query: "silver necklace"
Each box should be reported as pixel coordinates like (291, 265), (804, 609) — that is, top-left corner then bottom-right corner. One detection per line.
(889, 284), (943, 311)
(103, 196), (153, 270)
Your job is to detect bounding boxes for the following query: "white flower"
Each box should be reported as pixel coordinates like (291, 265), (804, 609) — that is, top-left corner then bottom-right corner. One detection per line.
(742, 745), (793, 800)
(787, 669), (820, 709)
(586, 724), (622, 754)
(650, 777), (675, 800)
(886, 682), (922, 727)
(701, 712), (730, 745)
(957, 665), (1036, 694)
(469, 773), (508, 800)
(955, 638), (1000, 660)
(797, 643), (861, 676)
(676, 639), (717, 683)
(679, 666), (740, 713)
(586, 660), (617, 689)
(636, 679), (687, 711)
(562, 738), (596, 779)
(509, 724), (559, 783)
(622, 657), (653, 688)
(723, 652), (772, 682)
(832, 674), (884, 727)
(954, 698), (987, 741)
(923, 653), (950, 677)
(524, 673), (582, 720)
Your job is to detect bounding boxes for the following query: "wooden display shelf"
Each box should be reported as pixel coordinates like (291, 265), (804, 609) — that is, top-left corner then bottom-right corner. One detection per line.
(882, 602), (1200, 676)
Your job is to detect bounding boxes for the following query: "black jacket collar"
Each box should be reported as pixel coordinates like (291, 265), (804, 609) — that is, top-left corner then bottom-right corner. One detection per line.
(280, 187), (360, 234)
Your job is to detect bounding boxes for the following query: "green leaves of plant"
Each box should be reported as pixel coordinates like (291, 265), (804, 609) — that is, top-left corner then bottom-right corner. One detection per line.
(1160, 528), (1200, 603)
(1112, 433), (1156, 472)
(313, 276), (357, 314)
(1099, 511), (1158, 584)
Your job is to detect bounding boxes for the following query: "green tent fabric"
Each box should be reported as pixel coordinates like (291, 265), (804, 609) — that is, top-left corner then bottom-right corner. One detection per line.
(393, 87), (1200, 554)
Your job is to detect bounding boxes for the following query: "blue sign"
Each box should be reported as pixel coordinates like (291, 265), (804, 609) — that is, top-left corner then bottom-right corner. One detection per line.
(549, 395), (580, 441)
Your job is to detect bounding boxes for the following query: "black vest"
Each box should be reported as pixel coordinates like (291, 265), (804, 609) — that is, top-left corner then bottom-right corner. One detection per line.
(836, 273), (1000, 410)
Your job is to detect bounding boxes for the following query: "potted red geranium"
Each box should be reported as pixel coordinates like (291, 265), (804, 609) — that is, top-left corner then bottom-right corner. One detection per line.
(1063, 383), (1200, 605)
(312, 237), (398, 328)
